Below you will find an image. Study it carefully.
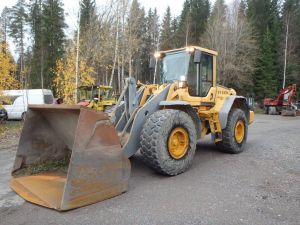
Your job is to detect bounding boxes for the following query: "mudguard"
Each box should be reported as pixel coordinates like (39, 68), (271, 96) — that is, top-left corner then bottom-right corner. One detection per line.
(219, 96), (250, 129)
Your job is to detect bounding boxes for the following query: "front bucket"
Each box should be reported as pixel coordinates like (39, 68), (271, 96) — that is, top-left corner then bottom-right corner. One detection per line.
(10, 105), (130, 211)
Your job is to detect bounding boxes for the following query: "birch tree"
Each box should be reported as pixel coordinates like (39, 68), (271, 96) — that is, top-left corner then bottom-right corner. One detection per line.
(280, 0), (300, 89)
(202, 0), (257, 93)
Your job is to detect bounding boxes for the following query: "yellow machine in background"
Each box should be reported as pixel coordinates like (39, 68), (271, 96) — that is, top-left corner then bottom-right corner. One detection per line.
(10, 46), (254, 211)
(78, 85), (116, 111)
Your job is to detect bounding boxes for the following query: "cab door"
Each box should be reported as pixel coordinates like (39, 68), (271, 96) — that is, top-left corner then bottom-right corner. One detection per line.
(187, 52), (214, 98)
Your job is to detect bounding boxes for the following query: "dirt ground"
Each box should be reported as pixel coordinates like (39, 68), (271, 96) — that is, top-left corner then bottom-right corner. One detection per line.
(0, 115), (299, 225)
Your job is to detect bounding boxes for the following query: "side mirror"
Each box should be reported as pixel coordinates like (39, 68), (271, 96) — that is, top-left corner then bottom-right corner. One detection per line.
(194, 50), (202, 64)
(149, 57), (156, 69)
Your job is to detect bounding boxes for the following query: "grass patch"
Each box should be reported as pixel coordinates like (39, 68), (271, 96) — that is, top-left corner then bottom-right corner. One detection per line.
(0, 121), (22, 139)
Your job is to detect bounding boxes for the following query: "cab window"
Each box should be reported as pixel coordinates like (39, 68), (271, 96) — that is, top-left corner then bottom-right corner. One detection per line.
(187, 53), (213, 97)
(200, 54), (213, 97)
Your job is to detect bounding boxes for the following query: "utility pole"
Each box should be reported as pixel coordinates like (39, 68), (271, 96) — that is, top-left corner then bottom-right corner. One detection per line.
(75, 8), (81, 103)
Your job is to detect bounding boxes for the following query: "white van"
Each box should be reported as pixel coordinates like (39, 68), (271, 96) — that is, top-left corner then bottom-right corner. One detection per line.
(2, 89), (54, 120)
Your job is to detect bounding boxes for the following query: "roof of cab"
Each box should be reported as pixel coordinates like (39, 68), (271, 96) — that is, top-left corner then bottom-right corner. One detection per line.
(158, 46), (218, 56)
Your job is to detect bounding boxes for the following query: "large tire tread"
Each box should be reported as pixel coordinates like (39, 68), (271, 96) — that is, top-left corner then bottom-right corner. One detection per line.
(140, 109), (197, 176)
(216, 108), (248, 154)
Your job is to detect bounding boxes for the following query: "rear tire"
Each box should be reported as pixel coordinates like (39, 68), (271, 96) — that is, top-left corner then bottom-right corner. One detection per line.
(216, 108), (248, 154)
(140, 109), (197, 176)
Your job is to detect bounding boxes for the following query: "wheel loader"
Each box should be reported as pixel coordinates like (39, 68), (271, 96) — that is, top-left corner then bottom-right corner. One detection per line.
(10, 46), (254, 211)
(77, 85), (116, 111)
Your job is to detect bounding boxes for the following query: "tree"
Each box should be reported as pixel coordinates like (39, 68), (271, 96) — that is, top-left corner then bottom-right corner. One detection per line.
(80, 0), (96, 33)
(247, 0), (281, 99)
(160, 7), (172, 50)
(202, 0), (258, 93)
(177, 0), (210, 46)
(170, 17), (180, 48)
(126, 0), (145, 78)
(42, 0), (66, 90)
(138, 8), (160, 83)
(254, 28), (277, 99)
(28, 0), (44, 88)
(0, 42), (18, 91)
(0, 42), (18, 125)
(8, 0), (28, 84)
(53, 47), (95, 104)
(0, 7), (10, 43)
(280, 0), (300, 90)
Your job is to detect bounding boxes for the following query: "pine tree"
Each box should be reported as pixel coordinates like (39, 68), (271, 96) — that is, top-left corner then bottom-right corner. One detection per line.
(80, 0), (96, 33)
(170, 17), (180, 48)
(8, 0), (28, 83)
(42, 0), (66, 89)
(28, 0), (44, 88)
(160, 6), (172, 50)
(254, 29), (277, 99)
(177, 0), (210, 46)
(247, 0), (281, 99)
(139, 8), (160, 83)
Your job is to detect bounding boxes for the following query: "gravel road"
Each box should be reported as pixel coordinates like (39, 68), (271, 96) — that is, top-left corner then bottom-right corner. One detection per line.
(0, 114), (299, 225)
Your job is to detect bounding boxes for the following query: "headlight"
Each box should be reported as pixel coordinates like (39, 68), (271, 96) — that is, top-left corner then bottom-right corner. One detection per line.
(186, 47), (195, 53)
(154, 52), (161, 59)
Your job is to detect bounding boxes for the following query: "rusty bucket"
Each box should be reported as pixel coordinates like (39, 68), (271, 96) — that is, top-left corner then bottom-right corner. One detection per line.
(10, 105), (130, 211)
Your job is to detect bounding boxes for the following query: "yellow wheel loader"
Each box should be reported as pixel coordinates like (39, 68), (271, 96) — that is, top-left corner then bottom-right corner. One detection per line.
(78, 85), (116, 112)
(10, 46), (254, 211)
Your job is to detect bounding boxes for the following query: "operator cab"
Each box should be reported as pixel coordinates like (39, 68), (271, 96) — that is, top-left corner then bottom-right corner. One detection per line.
(79, 86), (114, 102)
(152, 47), (217, 98)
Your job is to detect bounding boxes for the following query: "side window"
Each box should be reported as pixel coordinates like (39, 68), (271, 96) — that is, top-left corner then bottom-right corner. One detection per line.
(199, 54), (213, 97)
(187, 53), (213, 97)
(44, 94), (54, 104)
(14, 96), (25, 105)
(187, 56), (197, 96)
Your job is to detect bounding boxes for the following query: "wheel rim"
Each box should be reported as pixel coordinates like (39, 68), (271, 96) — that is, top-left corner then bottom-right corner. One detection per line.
(168, 127), (189, 159)
(234, 120), (245, 144)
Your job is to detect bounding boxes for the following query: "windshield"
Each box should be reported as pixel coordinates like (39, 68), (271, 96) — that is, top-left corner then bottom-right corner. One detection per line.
(160, 51), (191, 83)
(79, 86), (97, 101)
(100, 88), (112, 100)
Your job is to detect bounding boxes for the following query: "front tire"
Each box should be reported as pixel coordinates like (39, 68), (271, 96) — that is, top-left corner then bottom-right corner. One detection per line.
(216, 108), (248, 154)
(140, 109), (197, 176)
